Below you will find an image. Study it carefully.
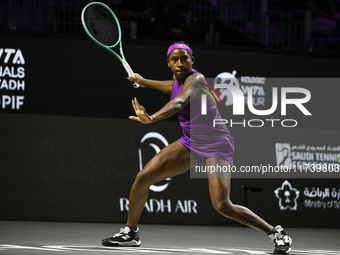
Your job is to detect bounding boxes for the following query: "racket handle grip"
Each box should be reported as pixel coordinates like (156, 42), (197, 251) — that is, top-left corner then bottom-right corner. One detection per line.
(123, 61), (140, 88)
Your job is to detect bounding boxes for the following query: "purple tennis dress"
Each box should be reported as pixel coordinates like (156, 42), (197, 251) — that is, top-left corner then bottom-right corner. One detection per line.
(170, 71), (235, 165)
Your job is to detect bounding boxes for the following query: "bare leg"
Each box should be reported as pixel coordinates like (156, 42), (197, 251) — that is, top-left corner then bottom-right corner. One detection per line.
(207, 158), (273, 234)
(127, 141), (196, 226)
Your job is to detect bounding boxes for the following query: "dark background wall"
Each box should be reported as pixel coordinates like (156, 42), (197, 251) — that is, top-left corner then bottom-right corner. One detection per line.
(1, 35), (340, 227)
(1, 35), (340, 119)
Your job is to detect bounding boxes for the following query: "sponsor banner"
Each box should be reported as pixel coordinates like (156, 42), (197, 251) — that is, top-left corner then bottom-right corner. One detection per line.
(275, 143), (340, 173)
(0, 114), (217, 225)
(0, 35), (171, 118)
(119, 131), (201, 220)
(0, 48), (25, 110)
(1, 114), (340, 227)
(303, 186), (340, 210)
(233, 178), (340, 227)
(271, 180), (340, 227)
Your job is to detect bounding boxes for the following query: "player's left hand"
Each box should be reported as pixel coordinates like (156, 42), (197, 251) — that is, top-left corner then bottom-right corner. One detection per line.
(129, 97), (153, 124)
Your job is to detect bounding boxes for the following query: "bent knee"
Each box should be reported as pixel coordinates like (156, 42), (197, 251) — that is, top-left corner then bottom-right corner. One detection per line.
(134, 169), (156, 187)
(134, 171), (149, 185)
(212, 199), (235, 216)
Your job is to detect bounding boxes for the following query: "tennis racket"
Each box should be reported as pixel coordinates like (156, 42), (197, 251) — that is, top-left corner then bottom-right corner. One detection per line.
(81, 2), (140, 88)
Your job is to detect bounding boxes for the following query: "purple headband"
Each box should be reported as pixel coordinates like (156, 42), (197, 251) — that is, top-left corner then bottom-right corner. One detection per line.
(167, 43), (193, 58)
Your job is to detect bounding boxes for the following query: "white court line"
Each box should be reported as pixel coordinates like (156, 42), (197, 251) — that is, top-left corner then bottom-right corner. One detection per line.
(189, 248), (233, 254)
(0, 245), (65, 252)
(224, 248), (266, 254)
(292, 249), (340, 255)
(47, 246), (231, 253)
(46, 245), (170, 253)
(1, 245), (339, 255)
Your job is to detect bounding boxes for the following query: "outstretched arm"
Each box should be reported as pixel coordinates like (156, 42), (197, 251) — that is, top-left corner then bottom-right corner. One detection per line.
(129, 73), (205, 124)
(127, 73), (174, 94)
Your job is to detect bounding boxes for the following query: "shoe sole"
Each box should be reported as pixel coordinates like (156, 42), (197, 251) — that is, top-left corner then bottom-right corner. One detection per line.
(274, 247), (291, 254)
(102, 240), (141, 247)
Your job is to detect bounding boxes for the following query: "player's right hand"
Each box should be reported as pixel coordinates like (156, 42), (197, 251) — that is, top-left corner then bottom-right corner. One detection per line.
(127, 73), (145, 88)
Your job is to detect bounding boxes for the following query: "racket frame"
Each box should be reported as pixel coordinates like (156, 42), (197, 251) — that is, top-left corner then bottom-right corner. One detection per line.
(81, 2), (140, 88)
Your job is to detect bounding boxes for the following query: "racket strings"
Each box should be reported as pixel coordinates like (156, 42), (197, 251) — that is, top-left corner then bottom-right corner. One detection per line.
(83, 5), (119, 47)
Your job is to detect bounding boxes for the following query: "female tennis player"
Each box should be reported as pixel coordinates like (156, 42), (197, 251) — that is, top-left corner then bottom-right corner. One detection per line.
(102, 42), (292, 254)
